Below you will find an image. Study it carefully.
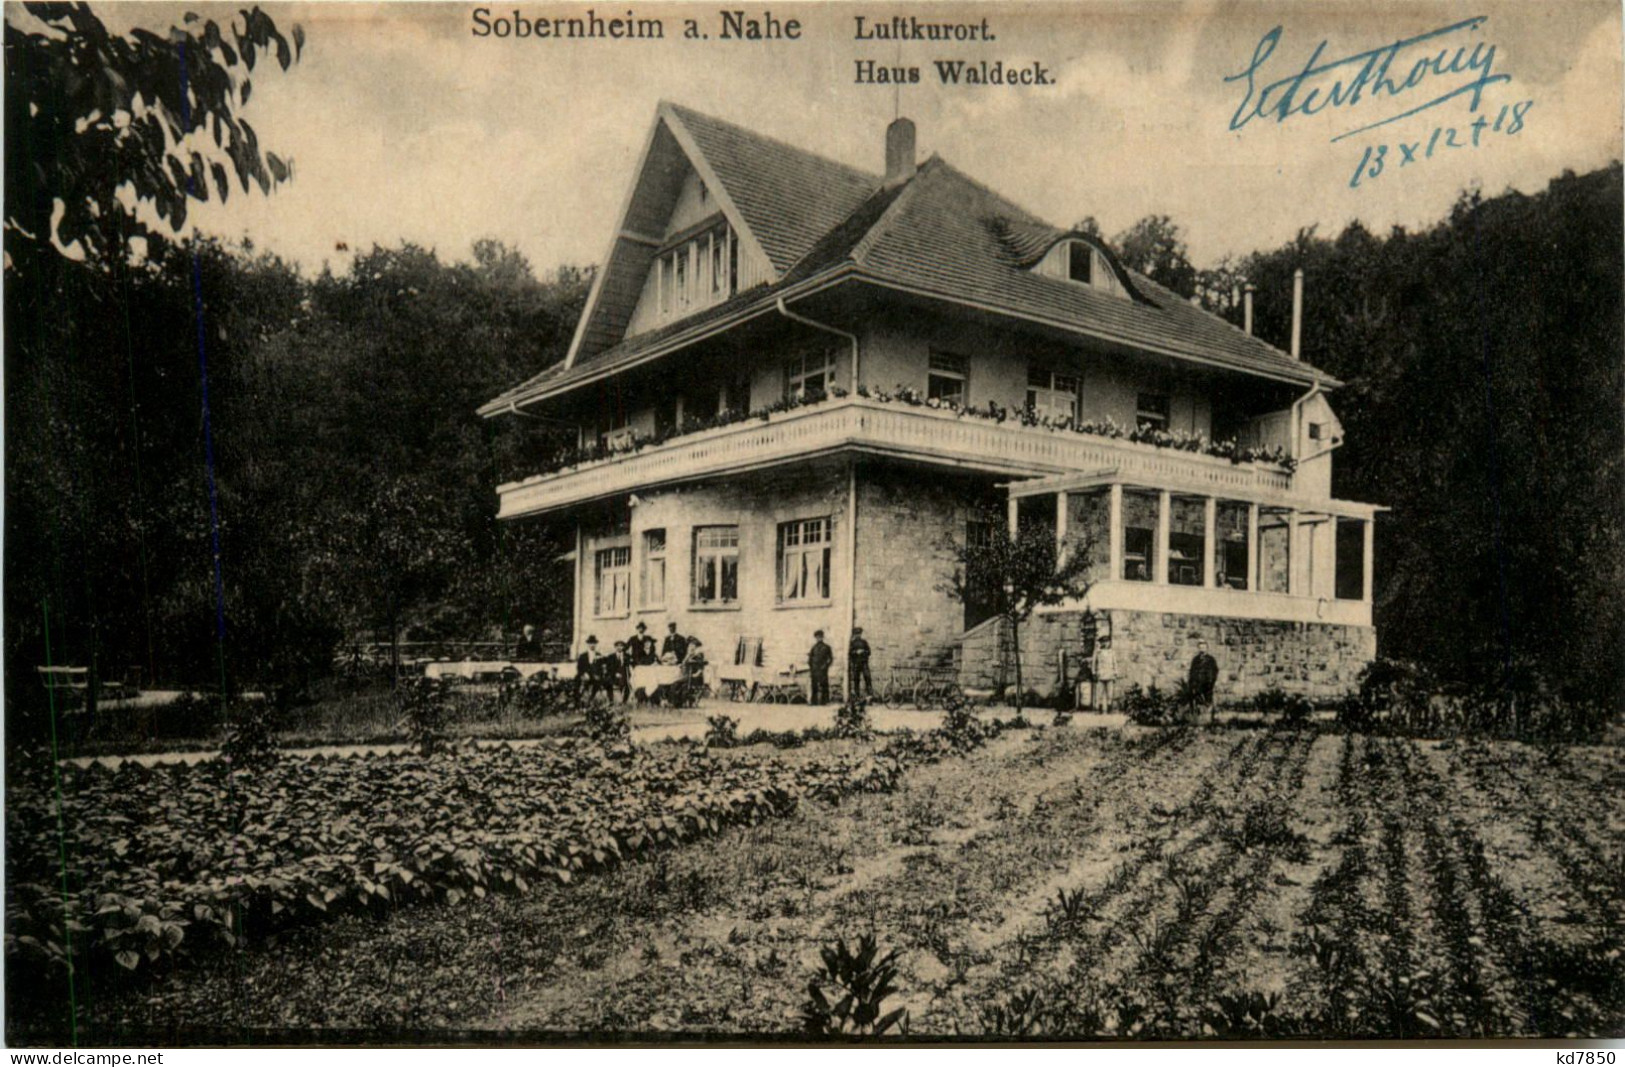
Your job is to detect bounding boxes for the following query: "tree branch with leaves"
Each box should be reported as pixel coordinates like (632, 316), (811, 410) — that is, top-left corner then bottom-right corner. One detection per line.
(942, 508), (1097, 711)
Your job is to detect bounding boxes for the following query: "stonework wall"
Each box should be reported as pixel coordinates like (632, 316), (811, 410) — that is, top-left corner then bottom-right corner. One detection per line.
(851, 464), (997, 680)
(961, 607), (1376, 703)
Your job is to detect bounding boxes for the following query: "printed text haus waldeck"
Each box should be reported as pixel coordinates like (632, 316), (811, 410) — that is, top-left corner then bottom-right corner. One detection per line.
(480, 104), (1383, 696)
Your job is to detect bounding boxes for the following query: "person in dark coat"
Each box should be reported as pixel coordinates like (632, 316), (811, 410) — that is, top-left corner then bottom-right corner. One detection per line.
(575, 636), (604, 706)
(1188, 639), (1219, 720)
(661, 622), (689, 665)
(847, 626), (873, 700)
(606, 640), (632, 703)
(514, 624), (543, 662)
(808, 630), (833, 706)
(628, 622), (658, 666)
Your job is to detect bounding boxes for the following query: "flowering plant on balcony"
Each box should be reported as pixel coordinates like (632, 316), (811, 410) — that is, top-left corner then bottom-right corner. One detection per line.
(855, 384), (1296, 471)
(531, 386), (849, 477)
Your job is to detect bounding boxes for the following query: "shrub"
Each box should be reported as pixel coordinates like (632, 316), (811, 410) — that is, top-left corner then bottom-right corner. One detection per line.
(802, 933), (909, 1037)
(219, 702), (280, 769)
(704, 714), (739, 749)
(1120, 684), (1182, 726)
(396, 677), (450, 756)
(940, 698), (989, 750)
(583, 701), (630, 745)
(834, 697), (872, 740)
(1252, 686), (1314, 727)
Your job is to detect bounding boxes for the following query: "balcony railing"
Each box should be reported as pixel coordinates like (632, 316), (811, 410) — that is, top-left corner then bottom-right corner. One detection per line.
(496, 397), (1299, 519)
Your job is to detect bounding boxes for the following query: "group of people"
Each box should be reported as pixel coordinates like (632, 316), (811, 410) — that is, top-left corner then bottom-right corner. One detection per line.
(574, 621), (708, 705)
(805, 626), (872, 706)
(1083, 635), (1219, 717)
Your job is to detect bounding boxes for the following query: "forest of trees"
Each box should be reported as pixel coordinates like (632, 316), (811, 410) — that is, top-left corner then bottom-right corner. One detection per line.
(5, 6), (1620, 713)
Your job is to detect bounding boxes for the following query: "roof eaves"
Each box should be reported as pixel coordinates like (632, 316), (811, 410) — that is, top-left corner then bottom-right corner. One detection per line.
(844, 268), (1342, 388)
(480, 263), (862, 414)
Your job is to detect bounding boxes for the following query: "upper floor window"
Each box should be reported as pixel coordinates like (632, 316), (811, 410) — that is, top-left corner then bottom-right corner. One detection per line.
(1027, 367), (1079, 423)
(693, 525), (739, 606)
(1136, 393), (1171, 432)
(928, 351), (968, 406)
(778, 517), (832, 603)
(656, 224), (735, 319)
(785, 349), (834, 401)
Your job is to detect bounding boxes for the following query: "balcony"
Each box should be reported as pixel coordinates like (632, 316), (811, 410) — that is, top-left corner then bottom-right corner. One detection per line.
(497, 396), (1309, 519)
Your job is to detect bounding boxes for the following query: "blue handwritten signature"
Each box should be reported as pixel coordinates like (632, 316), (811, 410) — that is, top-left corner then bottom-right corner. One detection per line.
(1226, 16), (1511, 143)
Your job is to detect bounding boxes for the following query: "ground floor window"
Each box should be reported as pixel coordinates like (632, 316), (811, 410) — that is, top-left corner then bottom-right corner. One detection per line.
(1258, 508), (1292, 594)
(594, 544), (631, 616)
(1335, 517), (1366, 600)
(641, 529), (667, 608)
(778, 517), (832, 602)
(1167, 495), (1205, 586)
(1215, 501), (1250, 590)
(1121, 489), (1158, 581)
(693, 525), (739, 605)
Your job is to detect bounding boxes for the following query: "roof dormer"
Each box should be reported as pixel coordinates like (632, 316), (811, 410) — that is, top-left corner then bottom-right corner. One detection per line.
(1034, 237), (1131, 300)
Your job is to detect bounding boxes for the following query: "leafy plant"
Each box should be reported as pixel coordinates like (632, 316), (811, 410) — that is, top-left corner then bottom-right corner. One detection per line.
(802, 934), (910, 1037)
(583, 701), (630, 745)
(219, 701), (281, 769)
(396, 676), (450, 756)
(704, 714), (739, 749)
(834, 697), (872, 740)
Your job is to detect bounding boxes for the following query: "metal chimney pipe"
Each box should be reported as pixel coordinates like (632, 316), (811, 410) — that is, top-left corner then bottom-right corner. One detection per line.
(1243, 284), (1255, 335)
(1290, 269), (1304, 359)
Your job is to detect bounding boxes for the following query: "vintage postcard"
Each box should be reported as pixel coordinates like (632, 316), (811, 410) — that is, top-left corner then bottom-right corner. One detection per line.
(4, 0), (1622, 1048)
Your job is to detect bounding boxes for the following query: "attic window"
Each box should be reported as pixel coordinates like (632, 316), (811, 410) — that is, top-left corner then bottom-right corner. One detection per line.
(1037, 239), (1128, 300)
(1067, 243), (1093, 285)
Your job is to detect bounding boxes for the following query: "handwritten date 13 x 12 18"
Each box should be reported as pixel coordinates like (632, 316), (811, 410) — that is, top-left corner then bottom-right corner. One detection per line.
(1349, 99), (1533, 188)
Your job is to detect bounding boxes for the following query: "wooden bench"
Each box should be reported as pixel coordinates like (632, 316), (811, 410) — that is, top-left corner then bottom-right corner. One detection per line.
(37, 666), (133, 709)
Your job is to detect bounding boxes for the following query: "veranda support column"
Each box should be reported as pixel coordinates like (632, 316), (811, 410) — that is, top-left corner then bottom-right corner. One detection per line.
(1055, 492), (1069, 563)
(1246, 503), (1259, 593)
(1362, 518), (1375, 603)
(1287, 511), (1302, 597)
(1109, 483), (1124, 581)
(1202, 496), (1217, 589)
(1007, 496), (1019, 538)
(1156, 489), (1171, 585)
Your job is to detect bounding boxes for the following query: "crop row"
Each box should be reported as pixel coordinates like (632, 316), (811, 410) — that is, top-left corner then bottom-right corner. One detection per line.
(6, 723), (998, 991)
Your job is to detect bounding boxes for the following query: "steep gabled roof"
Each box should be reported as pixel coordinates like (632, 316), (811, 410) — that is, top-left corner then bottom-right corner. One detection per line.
(665, 103), (881, 275)
(483, 105), (1335, 415)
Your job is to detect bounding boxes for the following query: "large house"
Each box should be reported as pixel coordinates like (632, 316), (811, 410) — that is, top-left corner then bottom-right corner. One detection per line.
(480, 102), (1381, 700)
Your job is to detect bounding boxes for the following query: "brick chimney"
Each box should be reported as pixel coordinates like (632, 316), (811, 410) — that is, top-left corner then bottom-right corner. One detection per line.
(884, 117), (916, 186)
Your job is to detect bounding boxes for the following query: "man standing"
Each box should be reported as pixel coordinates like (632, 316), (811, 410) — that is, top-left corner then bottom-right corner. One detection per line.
(808, 629), (833, 706)
(629, 622), (657, 666)
(1091, 637), (1117, 712)
(661, 621), (689, 665)
(847, 626), (873, 700)
(1188, 638), (1219, 722)
(574, 636), (603, 706)
(607, 640), (632, 703)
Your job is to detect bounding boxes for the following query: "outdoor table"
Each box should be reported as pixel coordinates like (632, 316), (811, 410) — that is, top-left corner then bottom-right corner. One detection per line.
(630, 665), (682, 693)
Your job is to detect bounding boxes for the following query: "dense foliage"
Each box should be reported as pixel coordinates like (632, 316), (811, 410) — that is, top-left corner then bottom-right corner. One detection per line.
(1231, 167), (1624, 705)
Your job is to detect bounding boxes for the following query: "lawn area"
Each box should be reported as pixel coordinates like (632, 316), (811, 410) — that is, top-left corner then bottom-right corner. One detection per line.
(9, 722), (1622, 1043)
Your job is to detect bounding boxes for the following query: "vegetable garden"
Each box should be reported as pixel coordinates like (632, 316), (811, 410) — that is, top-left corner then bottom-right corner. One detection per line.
(6, 718), (1621, 1042)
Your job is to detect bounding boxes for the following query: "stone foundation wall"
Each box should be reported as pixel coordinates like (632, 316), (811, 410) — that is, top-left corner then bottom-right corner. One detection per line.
(852, 464), (999, 681)
(962, 608), (1376, 703)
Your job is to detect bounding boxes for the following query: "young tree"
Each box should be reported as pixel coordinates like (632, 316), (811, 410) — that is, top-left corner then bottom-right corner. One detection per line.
(943, 511), (1097, 711)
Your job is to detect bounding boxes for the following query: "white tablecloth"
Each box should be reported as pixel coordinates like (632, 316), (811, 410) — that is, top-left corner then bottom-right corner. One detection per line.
(424, 660), (558, 681)
(629, 665), (683, 691)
